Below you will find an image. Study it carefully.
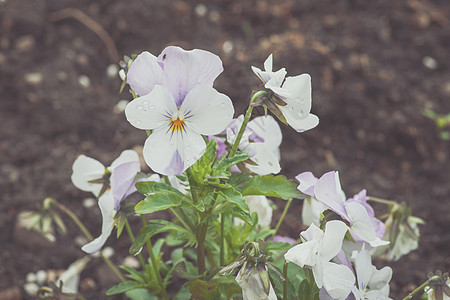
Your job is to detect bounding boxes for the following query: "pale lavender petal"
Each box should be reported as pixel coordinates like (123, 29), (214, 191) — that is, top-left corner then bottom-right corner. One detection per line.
(180, 85), (234, 136)
(208, 136), (227, 158)
(125, 85), (177, 130)
(157, 46), (223, 106)
(247, 115), (282, 151)
(322, 261), (355, 300)
(109, 149), (139, 172)
(336, 249), (353, 272)
(81, 192), (115, 253)
(347, 189), (374, 217)
(110, 161), (140, 210)
(127, 51), (163, 96)
(143, 125), (205, 175)
(314, 171), (350, 222)
(321, 220), (349, 262)
(71, 155), (105, 197)
(295, 171), (318, 196)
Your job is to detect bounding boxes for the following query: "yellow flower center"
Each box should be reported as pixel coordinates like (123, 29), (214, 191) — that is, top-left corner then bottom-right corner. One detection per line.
(170, 117), (186, 132)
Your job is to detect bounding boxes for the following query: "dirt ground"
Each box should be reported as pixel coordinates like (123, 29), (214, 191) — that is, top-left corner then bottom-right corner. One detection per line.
(0, 0), (449, 299)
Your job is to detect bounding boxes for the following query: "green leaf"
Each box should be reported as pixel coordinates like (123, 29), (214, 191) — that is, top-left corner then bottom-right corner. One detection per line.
(212, 151), (249, 177)
(125, 288), (158, 300)
(219, 186), (249, 213)
(135, 192), (183, 214)
(189, 139), (217, 185)
(242, 175), (304, 200)
(106, 281), (144, 295)
(120, 266), (146, 283)
(136, 181), (188, 199)
(189, 279), (220, 300)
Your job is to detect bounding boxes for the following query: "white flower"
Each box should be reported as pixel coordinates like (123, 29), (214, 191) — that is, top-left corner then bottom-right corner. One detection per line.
(284, 221), (355, 299)
(252, 54), (319, 133)
(126, 85), (234, 175)
(352, 249), (393, 300)
(385, 216), (423, 261)
(71, 150), (139, 197)
(295, 172), (327, 226)
(236, 262), (277, 300)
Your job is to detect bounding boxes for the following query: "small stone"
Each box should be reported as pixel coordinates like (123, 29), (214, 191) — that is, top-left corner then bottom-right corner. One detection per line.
(423, 56), (438, 69)
(15, 35), (35, 52)
(194, 3), (207, 17)
(121, 256), (140, 269)
(222, 40), (233, 54)
(114, 100), (129, 114)
(24, 72), (43, 85)
(0, 286), (22, 300)
(25, 272), (37, 283)
(56, 71), (67, 81)
(208, 10), (220, 23)
(82, 198), (96, 208)
(23, 282), (39, 296)
(102, 247), (114, 258)
(74, 235), (88, 247)
(35, 270), (47, 285)
(78, 75), (91, 88)
(106, 64), (119, 78)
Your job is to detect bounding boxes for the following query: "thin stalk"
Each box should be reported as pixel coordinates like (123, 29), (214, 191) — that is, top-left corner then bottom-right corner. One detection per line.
(170, 207), (192, 233)
(140, 216), (169, 300)
(367, 196), (397, 206)
(401, 279), (430, 300)
(197, 222), (208, 276)
(228, 90), (267, 158)
(49, 199), (125, 282)
(283, 262), (288, 300)
(220, 214), (225, 266)
(124, 220), (147, 268)
(270, 198), (293, 241)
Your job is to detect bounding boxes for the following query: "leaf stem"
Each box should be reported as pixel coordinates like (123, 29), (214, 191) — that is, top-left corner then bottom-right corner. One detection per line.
(229, 91), (266, 158)
(401, 278), (431, 300)
(220, 214), (225, 266)
(283, 262), (288, 300)
(124, 219), (147, 269)
(270, 198), (293, 241)
(367, 196), (397, 205)
(140, 216), (169, 300)
(48, 198), (125, 282)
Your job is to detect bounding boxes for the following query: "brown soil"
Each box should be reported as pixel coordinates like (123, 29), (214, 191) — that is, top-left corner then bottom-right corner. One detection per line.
(1, 0), (449, 299)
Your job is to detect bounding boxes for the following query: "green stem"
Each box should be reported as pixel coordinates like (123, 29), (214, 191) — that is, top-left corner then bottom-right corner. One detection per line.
(220, 214), (225, 266)
(170, 207), (192, 233)
(401, 279), (430, 300)
(367, 196), (397, 206)
(124, 220), (147, 268)
(229, 91), (266, 158)
(140, 216), (169, 300)
(270, 198), (293, 241)
(283, 262), (288, 300)
(197, 221), (208, 276)
(49, 199), (125, 282)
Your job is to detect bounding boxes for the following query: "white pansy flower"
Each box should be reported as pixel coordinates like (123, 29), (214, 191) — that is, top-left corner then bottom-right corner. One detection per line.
(252, 54), (319, 133)
(284, 221), (355, 299)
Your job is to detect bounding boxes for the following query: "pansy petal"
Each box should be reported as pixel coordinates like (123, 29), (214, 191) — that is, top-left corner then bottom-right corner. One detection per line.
(369, 266), (392, 291)
(143, 125), (206, 175)
(181, 85), (234, 135)
(321, 220), (349, 262)
(280, 107), (319, 133)
(248, 115), (282, 151)
(264, 54), (273, 72)
(322, 261), (355, 300)
(110, 161), (140, 210)
(246, 143), (281, 175)
(127, 51), (163, 96)
(347, 202), (389, 247)
(284, 240), (320, 268)
(354, 249), (372, 292)
(109, 149), (140, 171)
(157, 46), (223, 106)
(71, 155), (105, 197)
(314, 171), (349, 222)
(282, 74), (312, 110)
(125, 85), (176, 130)
(302, 196), (326, 226)
(81, 192), (115, 253)
(295, 171), (318, 196)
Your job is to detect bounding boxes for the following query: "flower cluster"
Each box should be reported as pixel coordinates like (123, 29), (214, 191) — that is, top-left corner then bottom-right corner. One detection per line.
(58, 47), (428, 300)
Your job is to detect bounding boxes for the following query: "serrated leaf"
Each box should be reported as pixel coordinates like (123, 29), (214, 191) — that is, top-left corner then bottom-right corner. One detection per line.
(120, 266), (146, 283)
(212, 151), (249, 176)
(106, 281), (144, 295)
(189, 139), (217, 185)
(242, 175), (304, 200)
(135, 192), (183, 214)
(219, 186), (249, 213)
